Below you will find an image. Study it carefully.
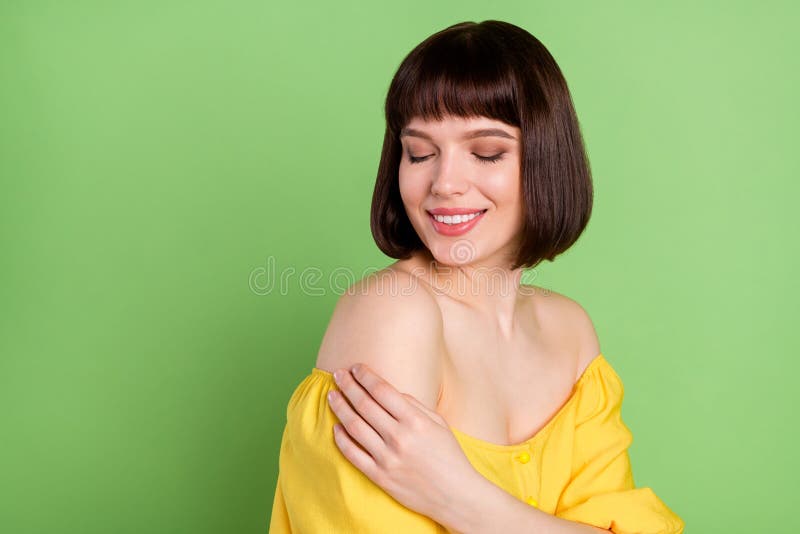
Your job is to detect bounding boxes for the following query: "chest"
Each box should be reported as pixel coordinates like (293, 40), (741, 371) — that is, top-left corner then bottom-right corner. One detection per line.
(434, 307), (580, 447)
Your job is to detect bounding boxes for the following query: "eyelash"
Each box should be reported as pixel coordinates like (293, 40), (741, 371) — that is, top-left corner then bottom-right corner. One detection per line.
(408, 153), (506, 165)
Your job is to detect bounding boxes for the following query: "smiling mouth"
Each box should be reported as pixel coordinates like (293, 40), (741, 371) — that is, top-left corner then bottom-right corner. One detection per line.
(426, 209), (488, 237)
(427, 209), (488, 225)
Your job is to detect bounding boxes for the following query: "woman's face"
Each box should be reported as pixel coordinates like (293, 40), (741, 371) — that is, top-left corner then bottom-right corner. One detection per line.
(398, 114), (523, 267)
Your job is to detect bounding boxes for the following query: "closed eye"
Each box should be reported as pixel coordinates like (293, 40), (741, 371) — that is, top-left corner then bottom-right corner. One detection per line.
(408, 153), (506, 165)
(475, 153), (505, 164)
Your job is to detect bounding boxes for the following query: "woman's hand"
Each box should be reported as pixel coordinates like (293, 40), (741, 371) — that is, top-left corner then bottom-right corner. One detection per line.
(326, 363), (482, 531)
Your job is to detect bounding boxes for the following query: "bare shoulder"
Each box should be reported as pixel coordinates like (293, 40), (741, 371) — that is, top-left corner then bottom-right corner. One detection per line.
(526, 285), (602, 380)
(315, 267), (445, 410)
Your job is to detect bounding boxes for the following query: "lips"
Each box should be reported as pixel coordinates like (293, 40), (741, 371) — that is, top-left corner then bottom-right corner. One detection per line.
(427, 209), (487, 237)
(427, 207), (487, 216)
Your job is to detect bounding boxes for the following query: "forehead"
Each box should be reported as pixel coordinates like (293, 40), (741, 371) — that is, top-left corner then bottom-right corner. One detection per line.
(400, 115), (519, 141)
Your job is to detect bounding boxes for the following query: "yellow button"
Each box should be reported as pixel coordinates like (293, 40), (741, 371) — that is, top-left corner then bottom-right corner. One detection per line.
(516, 451), (530, 464)
(526, 496), (538, 507)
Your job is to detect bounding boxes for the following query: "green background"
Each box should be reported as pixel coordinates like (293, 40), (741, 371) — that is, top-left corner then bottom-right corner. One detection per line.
(1, 1), (797, 532)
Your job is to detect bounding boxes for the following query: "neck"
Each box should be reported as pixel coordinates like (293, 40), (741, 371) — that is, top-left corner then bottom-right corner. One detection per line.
(412, 248), (529, 339)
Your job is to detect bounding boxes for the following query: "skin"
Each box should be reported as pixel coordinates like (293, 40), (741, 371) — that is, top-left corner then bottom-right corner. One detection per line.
(322, 114), (607, 533)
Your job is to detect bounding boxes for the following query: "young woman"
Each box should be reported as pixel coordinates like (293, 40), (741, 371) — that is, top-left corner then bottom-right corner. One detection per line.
(269, 20), (684, 534)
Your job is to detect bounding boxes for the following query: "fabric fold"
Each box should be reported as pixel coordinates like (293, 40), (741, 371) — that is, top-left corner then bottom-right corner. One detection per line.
(553, 359), (684, 533)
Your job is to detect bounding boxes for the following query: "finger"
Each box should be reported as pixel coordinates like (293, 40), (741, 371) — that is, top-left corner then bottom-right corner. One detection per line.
(327, 386), (387, 462)
(349, 364), (418, 424)
(337, 369), (405, 442)
(402, 393), (446, 424)
(331, 423), (382, 484)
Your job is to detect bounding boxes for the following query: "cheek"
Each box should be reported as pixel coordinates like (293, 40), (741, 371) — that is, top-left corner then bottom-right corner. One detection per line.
(398, 171), (426, 206)
(482, 171), (521, 204)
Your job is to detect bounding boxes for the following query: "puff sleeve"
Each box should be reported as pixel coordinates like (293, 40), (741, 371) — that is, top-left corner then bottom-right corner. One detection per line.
(553, 361), (685, 534)
(268, 369), (446, 533)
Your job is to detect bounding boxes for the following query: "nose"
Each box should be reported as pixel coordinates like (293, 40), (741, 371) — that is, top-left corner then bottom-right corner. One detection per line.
(430, 150), (469, 198)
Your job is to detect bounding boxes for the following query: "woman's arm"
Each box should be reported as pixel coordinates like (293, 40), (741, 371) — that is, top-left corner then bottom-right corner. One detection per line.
(329, 365), (610, 534)
(329, 352), (616, 534)
(441, 474), (611, 534)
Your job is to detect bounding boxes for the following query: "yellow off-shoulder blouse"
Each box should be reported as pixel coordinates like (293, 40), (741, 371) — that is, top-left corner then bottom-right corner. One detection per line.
(268, 353), (684, 533)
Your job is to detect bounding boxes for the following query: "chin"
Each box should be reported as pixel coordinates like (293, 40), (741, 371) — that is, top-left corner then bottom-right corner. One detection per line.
(426, 239), (482, 267)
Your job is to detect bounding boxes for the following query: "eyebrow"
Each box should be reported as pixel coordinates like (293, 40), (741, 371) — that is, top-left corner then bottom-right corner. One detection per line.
(399, 127), (517, 141)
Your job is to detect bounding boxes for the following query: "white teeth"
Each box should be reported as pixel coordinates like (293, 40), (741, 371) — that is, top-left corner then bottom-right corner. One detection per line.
(432, 210), (485, 224)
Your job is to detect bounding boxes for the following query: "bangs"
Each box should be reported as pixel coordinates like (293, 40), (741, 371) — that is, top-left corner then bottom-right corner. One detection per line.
(386, 31), (521, 132)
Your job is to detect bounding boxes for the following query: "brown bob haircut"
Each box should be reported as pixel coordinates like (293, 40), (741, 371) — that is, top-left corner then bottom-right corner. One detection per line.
(370, 20), (593, 271)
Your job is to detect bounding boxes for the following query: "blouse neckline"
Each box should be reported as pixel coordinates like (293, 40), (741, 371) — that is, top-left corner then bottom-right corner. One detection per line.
(310, 352), (607, 452)
(448, 353), (606, 451)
